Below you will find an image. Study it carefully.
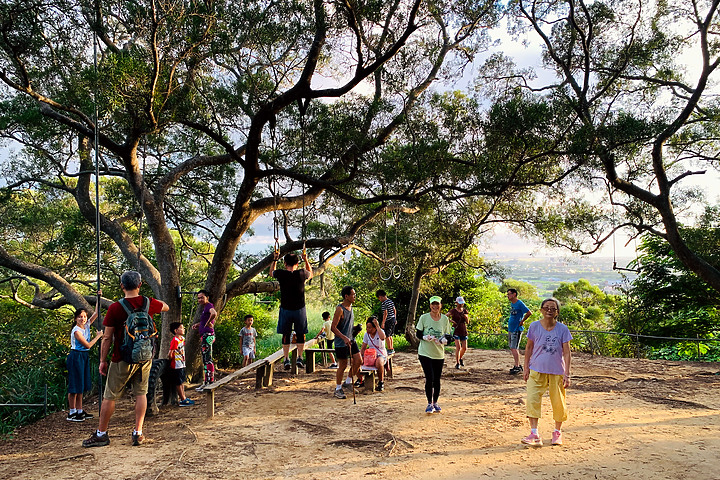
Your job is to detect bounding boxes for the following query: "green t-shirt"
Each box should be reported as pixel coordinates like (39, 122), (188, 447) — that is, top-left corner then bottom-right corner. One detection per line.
(416, 313), (452, 360)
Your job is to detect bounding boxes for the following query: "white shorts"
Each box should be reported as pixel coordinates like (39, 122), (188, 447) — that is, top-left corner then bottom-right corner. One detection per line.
(242, 346), (255, 358)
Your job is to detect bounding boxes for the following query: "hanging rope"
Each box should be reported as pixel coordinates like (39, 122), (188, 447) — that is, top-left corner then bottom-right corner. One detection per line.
(269, 122), (281, 257)
(137, 139), (146, 265)
(298, 98), (309, 254)
(92, 27), (104, 411)
(392, 210), (402, 279)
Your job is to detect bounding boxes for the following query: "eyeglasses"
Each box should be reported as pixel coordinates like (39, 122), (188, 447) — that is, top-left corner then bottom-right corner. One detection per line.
(543, 306), (558, 312)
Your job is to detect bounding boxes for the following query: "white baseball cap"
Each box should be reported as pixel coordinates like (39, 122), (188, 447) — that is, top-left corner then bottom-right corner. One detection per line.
(455, 296), (465, 304)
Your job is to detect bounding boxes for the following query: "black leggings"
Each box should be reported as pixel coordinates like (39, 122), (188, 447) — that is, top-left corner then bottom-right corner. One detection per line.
(418, 355), (444, 404)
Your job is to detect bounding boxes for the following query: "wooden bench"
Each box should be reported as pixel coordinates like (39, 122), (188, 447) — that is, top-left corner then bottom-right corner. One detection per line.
(201, 338), (319, 418)
(304, 348), (337, 374)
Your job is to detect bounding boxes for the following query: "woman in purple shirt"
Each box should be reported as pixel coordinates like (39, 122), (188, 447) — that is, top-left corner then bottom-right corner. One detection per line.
(521, 297), (572, 447)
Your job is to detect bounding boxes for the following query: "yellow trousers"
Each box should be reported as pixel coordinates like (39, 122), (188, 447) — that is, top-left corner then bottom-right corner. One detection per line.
(525, 370), (568, 423)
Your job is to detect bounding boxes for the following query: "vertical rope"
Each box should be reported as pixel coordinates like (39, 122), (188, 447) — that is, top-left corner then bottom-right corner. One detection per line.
(299, 108), (307, 250)
(92, 26), (104, 411)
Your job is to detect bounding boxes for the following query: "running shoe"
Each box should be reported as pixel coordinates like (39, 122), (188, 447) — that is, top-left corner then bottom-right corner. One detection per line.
(551, 430), (563, 446)
(521, 433), (543, 446)
(329, 363), (338, 368)
(377, 381), (384, 392)
(432, 403), (442, 413)
(132, 432), (145, 446)
(342, 379), (353, 389)
(296, 358), (305, 369)
(334, 388), (346, 399)
(179, 398), (195, 407)
(425, 404), (434, 414)
(455, 363), (460, 369)
(509, 366), (521, 375)
(82, 432), (110, 448)
(283, 359), (291, 370)
(354, 378), (364, 387)
(387, 349), (395, 355)
(459, 359), (464, 367)
(79, 410), (94, 419)
(66, 412), (84, 422)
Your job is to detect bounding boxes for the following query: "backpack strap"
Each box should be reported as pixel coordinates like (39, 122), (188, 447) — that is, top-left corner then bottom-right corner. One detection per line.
(118, 298), (134, 315)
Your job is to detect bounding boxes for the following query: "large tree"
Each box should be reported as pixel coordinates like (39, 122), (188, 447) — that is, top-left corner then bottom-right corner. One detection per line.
(481, 0), (720, 292)
(0, 0), (506, 371)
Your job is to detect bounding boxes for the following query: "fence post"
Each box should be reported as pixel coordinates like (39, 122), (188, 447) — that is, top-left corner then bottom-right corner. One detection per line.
(44, 383), (48, 416)
(697, 335), (701, 362)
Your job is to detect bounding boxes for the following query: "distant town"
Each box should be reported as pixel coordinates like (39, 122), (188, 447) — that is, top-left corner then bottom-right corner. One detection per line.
(488, 254), (637, 297)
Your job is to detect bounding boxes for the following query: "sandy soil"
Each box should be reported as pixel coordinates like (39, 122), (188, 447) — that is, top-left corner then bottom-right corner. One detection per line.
(2, 348), (720, 480)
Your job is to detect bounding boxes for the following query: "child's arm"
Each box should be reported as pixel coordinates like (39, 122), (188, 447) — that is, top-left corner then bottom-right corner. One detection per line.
(74, 329), (95, 350)
(523, 338), (534, 381)
(562, 341), (571, 387)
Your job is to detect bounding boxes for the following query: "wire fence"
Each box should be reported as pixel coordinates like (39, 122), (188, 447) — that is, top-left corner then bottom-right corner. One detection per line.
(472, 329), (720, 361)
(0, 383), (53, 415)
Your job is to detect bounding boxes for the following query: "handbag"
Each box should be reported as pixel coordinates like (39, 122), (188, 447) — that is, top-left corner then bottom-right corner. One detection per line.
(363, 348), (377, 367)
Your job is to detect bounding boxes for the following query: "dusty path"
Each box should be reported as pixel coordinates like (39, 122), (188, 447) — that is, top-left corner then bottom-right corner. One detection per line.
(2, 349), (719, 479)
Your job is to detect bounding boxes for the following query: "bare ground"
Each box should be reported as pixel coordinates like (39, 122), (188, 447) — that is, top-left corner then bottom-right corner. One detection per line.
(2, 349), (720, 480)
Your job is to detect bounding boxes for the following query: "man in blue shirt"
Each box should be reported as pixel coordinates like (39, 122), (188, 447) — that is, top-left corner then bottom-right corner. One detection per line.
(506, 289), (532, 375)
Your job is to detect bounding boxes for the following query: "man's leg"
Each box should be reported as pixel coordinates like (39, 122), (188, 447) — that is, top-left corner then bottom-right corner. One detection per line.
(97, 398), (115, 432)
(511, 348), (520, 367)
(336, 358), (348, 385)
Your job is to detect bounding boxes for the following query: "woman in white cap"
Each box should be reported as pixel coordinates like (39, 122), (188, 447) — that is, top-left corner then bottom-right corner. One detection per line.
(415, 296), (453, 414)
(448, 296), (469, 369)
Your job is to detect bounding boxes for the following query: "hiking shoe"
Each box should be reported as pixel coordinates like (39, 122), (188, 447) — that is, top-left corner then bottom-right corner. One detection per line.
(334, 388), (346, 399)
(377, 381), (384, 392)
(79, 410), (94, 419)
(179, 398), (195, 407)
(132, 433), (145, 446)
(296, 358), (305, 369)
(455, 363), (460, 369)
(432, 403), (442, 413)
(283, 359), (291, 370)
(551, 430), (563, 446)
(425, 404), (434, 414)
(329, 363), (338, 369)
(459, 359), (464, 367)
(66, 412), (83, 422)
(521, 433), (543, 446)
(82, 432), (110, 448)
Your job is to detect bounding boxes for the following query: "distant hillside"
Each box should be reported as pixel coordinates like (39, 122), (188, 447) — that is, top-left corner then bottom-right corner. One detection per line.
(488, 255), (637, 297)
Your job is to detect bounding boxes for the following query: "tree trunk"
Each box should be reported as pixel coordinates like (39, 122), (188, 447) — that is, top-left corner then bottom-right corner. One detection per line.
(404, 261), (425, 349)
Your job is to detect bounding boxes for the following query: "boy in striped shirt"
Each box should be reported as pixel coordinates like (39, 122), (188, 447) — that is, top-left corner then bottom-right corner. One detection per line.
(376, 290), (397, 354)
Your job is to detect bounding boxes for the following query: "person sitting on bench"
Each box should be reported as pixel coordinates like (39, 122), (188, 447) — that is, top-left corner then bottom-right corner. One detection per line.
(360, 316), (387, 391)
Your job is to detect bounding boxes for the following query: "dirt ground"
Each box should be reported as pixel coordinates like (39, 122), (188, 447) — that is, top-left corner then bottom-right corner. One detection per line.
(2, 348), (720, 480)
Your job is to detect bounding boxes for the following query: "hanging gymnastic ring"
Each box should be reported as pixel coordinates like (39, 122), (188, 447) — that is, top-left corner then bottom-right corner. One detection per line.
(392, 265), (402, 279)
(379, 266), (392, 281)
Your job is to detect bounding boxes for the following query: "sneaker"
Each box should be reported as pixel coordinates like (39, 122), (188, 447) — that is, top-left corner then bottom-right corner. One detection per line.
(195, 384), (207, 392)
(432, 403), (442, 413)
(377, 381), (384, 392)
(66, 412), (82, 422)
(387, 349), (395, 355)
(509, 366), (520, 375)
(79, 410), (94, 420)
(283, 359), (291, 370)
(334, 388), (346, 399)
(521, 433), (543, 446)
(179, 398), (195, 407)
(82, 432), (110, 448)
(296, 358), (305, 369)
(551, 430), (563, 446)
(459, 359), (464, 367)
(425, 404), (434, 414)
(132, 432), (145, 446)
(455, 363), (460, 369)
(329, 363), (339, 369)
(354, 378), (364, 387)
(342, 379), (353, 389)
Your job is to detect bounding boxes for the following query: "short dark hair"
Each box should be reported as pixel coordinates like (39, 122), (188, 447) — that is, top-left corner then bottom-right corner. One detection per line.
(244, 314), (254, 321)
(376, 289), (386, 297)
(322, 311), (331, 319)
(341, 286), (354, 298)
(120, 271), (141, 290)
(284, 253), (299, 266)
(366, 315), (378, 325)
(198, 289), (211, 297)
(169, 322), (182, 334)
(507, 288), (518, 295)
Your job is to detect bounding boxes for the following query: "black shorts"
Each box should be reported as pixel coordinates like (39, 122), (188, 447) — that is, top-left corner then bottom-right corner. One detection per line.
(383, 319), (397, 337)
(334, 341), (360, 360)
(170, 367), (186, 386)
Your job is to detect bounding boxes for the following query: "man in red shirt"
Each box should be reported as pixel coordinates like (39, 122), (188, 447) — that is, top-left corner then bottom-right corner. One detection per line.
(83, 271), (169, 448)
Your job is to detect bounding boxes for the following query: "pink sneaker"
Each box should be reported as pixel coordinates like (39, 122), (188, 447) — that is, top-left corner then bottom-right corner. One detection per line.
(521, 433), (543, 446)
(551, 430), (563, 445)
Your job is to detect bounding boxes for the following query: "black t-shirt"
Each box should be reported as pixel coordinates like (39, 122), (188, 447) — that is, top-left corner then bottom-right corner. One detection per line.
(273, 269), (309, 310)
